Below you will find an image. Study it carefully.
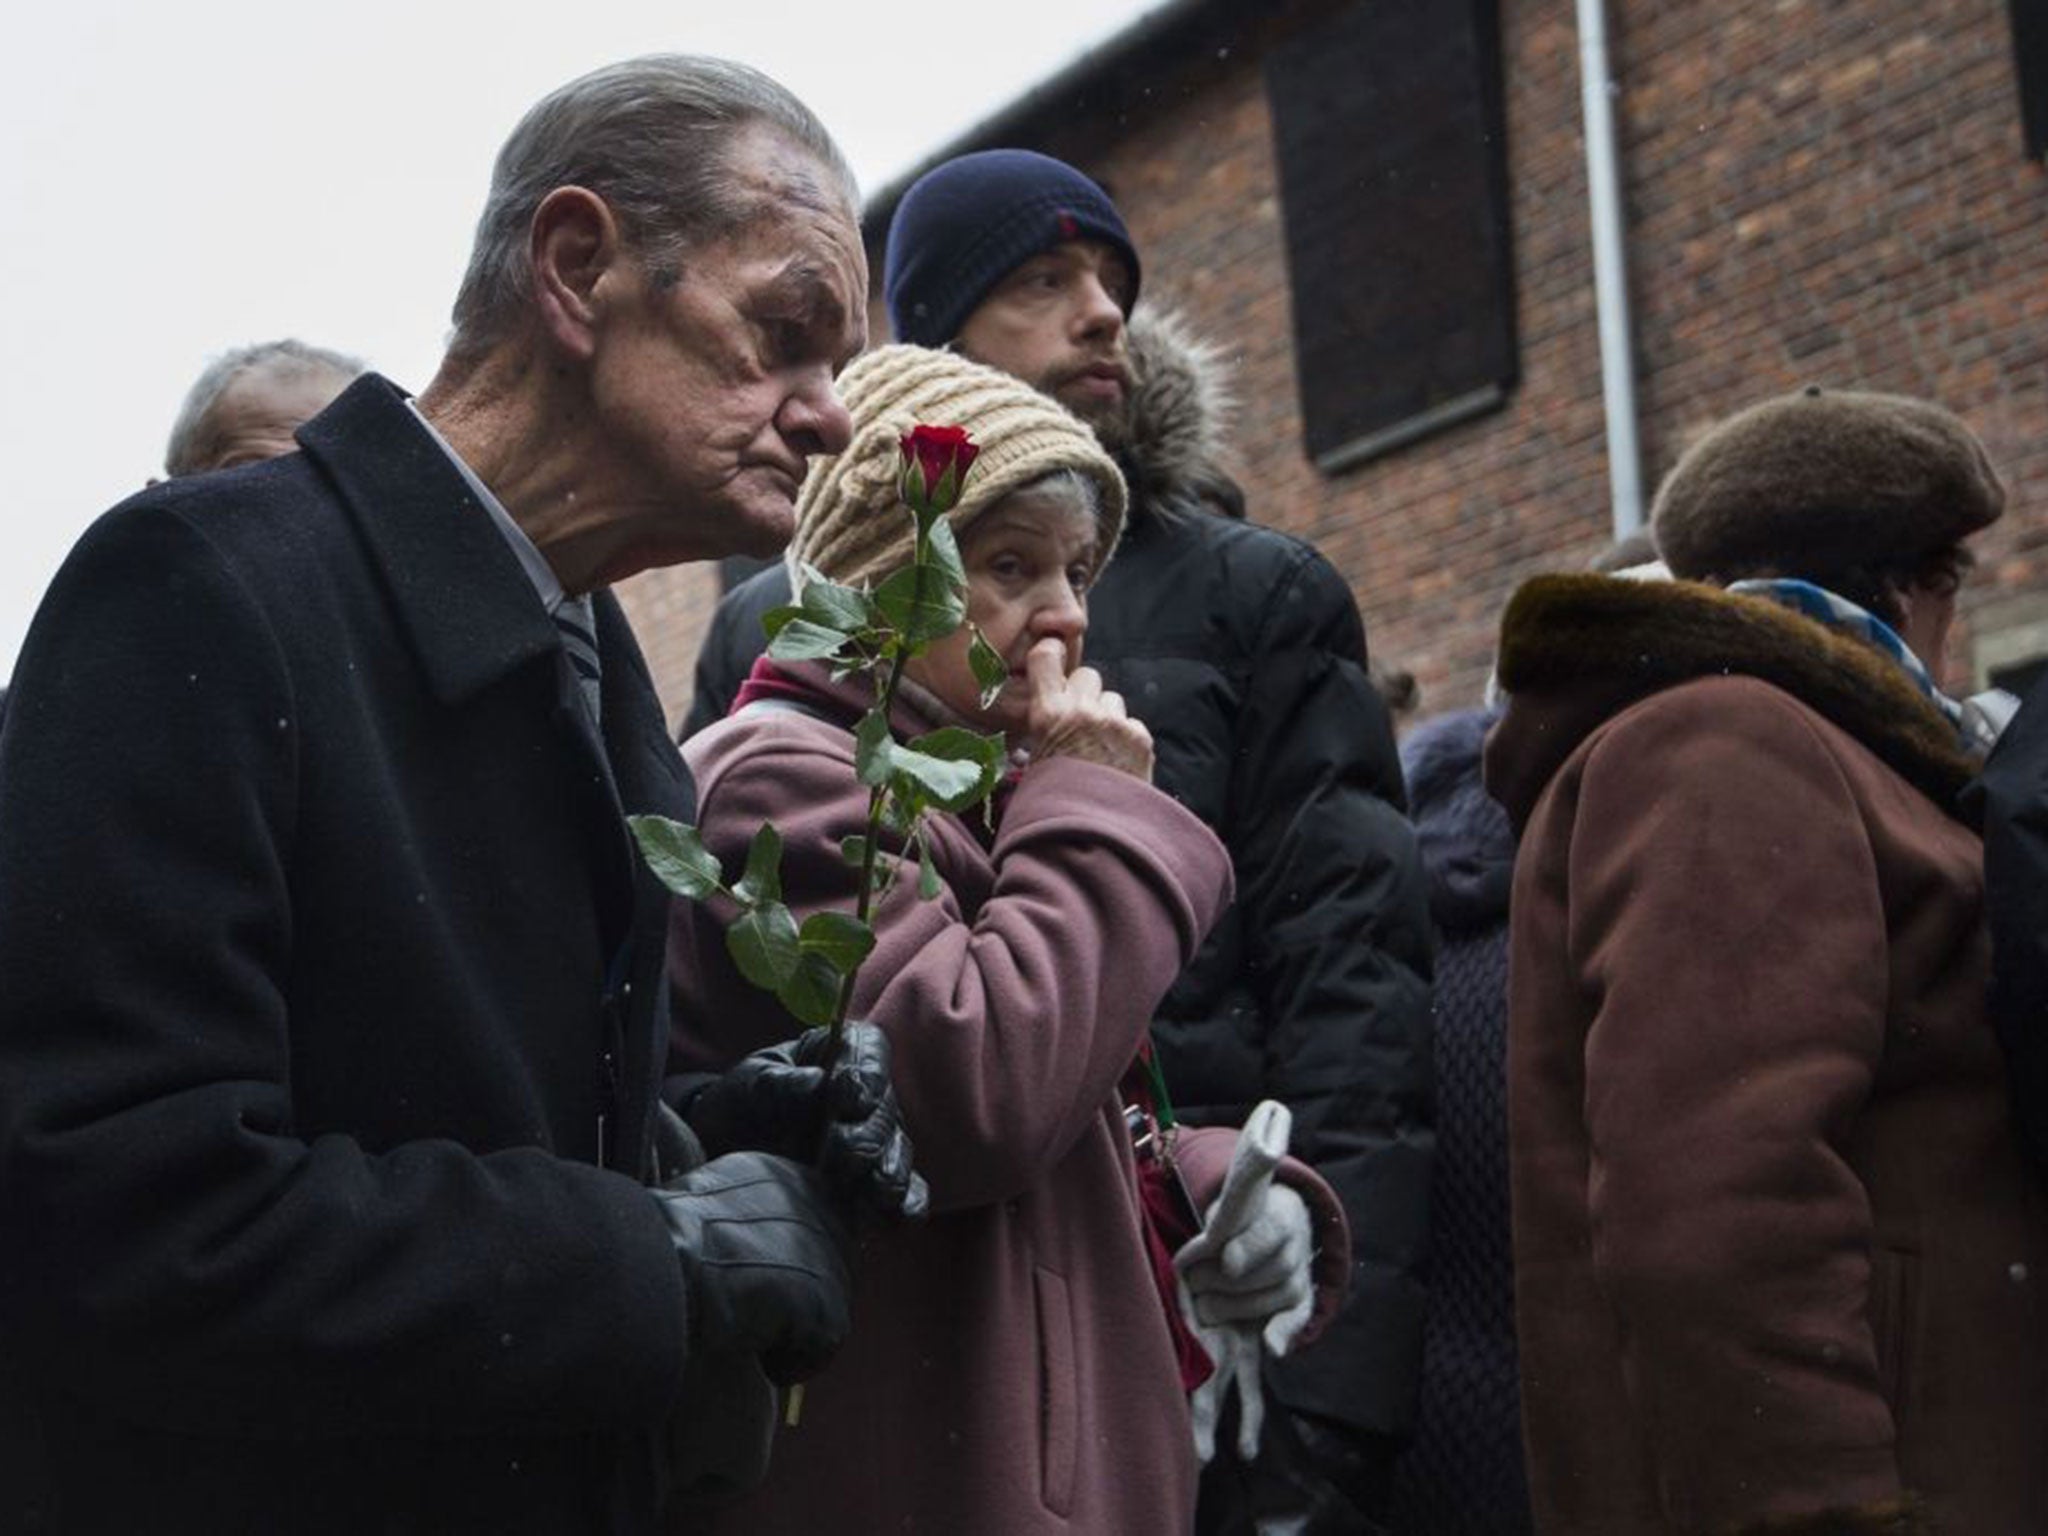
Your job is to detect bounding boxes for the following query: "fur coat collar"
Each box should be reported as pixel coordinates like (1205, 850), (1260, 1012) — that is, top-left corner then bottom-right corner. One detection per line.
(1484, 574), (1983, 831)
(1121, 308), (1245, 523)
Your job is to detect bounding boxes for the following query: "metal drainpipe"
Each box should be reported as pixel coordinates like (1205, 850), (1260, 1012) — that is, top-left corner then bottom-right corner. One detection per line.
(1577, 0), (1644, 538)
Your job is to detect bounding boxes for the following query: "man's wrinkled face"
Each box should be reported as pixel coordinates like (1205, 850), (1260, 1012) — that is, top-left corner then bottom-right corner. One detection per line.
(954, 240), (1134, 443)
(589, 126), (868, 564)
(199, 367), (353, 473)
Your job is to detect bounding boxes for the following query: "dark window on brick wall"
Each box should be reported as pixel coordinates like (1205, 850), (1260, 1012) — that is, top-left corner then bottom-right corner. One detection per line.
(2012, 0), (2048, 157)
(1266, 0), (1517, 470)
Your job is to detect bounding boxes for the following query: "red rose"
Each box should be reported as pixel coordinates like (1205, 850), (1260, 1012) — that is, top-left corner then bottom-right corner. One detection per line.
(898, 424), (979, 517)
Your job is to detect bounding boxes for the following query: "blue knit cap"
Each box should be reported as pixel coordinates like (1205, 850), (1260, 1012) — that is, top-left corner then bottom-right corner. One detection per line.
(884, 149), (1142, 346)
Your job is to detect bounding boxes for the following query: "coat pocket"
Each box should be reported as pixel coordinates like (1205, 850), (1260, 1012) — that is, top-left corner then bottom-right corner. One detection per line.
(1033, 1266), (1078, 1518)
(1868, 1245), (1919, 1432)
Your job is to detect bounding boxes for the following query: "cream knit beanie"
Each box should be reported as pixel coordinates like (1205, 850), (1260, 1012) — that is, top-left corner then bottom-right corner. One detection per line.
(787, 345), (1128, 594)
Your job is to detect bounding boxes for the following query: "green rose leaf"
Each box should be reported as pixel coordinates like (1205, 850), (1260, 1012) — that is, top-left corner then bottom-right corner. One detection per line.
(799, 909), (876, 972)
(889, 746), (988, 809)
(767, 618), (855, 662)
(628, 815), (726, 900)
(797, 566), (875, 632)
(728, 899), (801, 991)
(761, 604), (803, 641)
(967, 627), (1009, 708)
(776, 950), (846, 1027)
(917, 849), (943, 900)
(903, 726), (1005, 811)
(733, 822), (782, 906)
(840, 833), (871, 868)
(874, 566), (966, 646)
(854, 707), (896, 787)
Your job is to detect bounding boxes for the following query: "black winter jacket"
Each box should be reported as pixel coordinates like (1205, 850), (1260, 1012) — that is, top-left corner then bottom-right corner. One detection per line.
(1971, 666), (2048, 1180)
(684, 315), (1434, 1461)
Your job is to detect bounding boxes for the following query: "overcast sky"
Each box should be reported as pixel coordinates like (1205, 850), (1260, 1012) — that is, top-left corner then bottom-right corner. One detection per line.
(0, 0), (1161, 678)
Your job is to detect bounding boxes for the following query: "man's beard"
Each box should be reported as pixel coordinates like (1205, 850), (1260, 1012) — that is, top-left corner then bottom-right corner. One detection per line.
(1050, 374), (1134, 456)
(952, 337), (1137, 452)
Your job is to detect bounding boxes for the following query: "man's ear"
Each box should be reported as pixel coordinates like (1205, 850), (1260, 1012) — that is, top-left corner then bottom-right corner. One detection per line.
(529, 186), (621, 362)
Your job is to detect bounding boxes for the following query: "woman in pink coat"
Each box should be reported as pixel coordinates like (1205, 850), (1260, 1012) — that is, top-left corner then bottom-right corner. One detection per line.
(666, 346), (1348, 1535)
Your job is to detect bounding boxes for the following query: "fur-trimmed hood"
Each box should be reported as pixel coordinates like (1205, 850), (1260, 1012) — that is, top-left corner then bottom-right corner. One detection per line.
(1484, 574), (1983, 831)
(1120, 307), (1245, 523)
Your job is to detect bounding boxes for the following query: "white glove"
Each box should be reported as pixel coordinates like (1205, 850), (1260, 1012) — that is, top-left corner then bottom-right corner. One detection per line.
(1185, 1318), (1264, 1464)
(1179, 1183), (1313, 1343)
(1174, 1101), (1316, 1462)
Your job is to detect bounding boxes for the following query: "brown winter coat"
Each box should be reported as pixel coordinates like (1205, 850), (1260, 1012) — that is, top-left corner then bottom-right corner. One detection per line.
(667, 664), (1348, 1534)
(1484, 576), (2048, 1536)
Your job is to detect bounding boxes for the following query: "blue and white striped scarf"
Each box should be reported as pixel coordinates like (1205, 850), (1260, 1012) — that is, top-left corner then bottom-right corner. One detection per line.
(1728, 578), (1998, 754)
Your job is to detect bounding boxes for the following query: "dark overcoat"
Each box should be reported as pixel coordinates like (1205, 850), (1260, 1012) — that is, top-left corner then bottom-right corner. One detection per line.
(1971, 663), (2048, 1179)
(0, 376), (697, 1534)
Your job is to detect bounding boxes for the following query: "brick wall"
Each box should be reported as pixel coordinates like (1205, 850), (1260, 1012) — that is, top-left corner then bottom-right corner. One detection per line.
(628, 0), (2048, 724)
(1041, 0), (2048, 714)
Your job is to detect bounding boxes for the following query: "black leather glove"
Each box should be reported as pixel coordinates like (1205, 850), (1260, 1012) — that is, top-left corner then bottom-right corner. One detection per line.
(1289, 1414), (1395, 1531)
(678, 1022), (929, 1220)
(651, 1151), (853, 1386)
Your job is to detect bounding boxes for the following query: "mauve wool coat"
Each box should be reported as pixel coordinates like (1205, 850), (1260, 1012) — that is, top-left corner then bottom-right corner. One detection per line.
(668, 666), (1345, 1534)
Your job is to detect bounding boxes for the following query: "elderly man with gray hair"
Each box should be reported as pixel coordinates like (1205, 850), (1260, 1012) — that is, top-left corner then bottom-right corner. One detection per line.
(0, 55), (922, 1536)
(162, 338), (365, 478)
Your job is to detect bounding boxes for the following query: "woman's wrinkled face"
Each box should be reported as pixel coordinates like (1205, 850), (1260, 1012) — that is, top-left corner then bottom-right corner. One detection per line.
(905, 481), (1100, 742)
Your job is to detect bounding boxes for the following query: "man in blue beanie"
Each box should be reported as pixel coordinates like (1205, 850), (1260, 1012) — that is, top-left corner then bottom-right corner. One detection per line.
(685, 148), (1433, 1536)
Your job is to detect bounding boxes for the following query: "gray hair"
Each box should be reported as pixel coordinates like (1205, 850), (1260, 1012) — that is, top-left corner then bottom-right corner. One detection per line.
(1020, 467), (1106, 538)
(164, 339), (365, 478)
(447, 55), (857, 358)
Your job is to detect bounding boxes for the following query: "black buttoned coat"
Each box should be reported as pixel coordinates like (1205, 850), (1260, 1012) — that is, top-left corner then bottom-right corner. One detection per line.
(0, 376), (697, 1533)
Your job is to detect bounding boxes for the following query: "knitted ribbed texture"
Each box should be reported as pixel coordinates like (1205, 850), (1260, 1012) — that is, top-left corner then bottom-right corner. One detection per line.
(1383, 925), (1531, 1536)
(1388, 708), (1530, 1535)
(786, 344), (1126, 595)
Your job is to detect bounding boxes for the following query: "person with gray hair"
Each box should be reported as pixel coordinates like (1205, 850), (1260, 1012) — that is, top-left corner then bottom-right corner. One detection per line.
(163, 338), (366, 478)
(446, 55), (855, 363)
(0, 54), (918, 1535)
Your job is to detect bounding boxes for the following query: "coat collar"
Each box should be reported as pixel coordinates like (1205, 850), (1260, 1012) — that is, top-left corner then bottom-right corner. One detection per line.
(1122, 308), (1247, 524)
(1484, 574), (1984, 830)
(296, 375), (694, 980)
(294, 374), (562, 710)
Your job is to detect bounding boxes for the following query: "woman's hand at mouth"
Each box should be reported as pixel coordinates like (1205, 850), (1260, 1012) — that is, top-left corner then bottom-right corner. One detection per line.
(1024, 636), (1153, 781)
